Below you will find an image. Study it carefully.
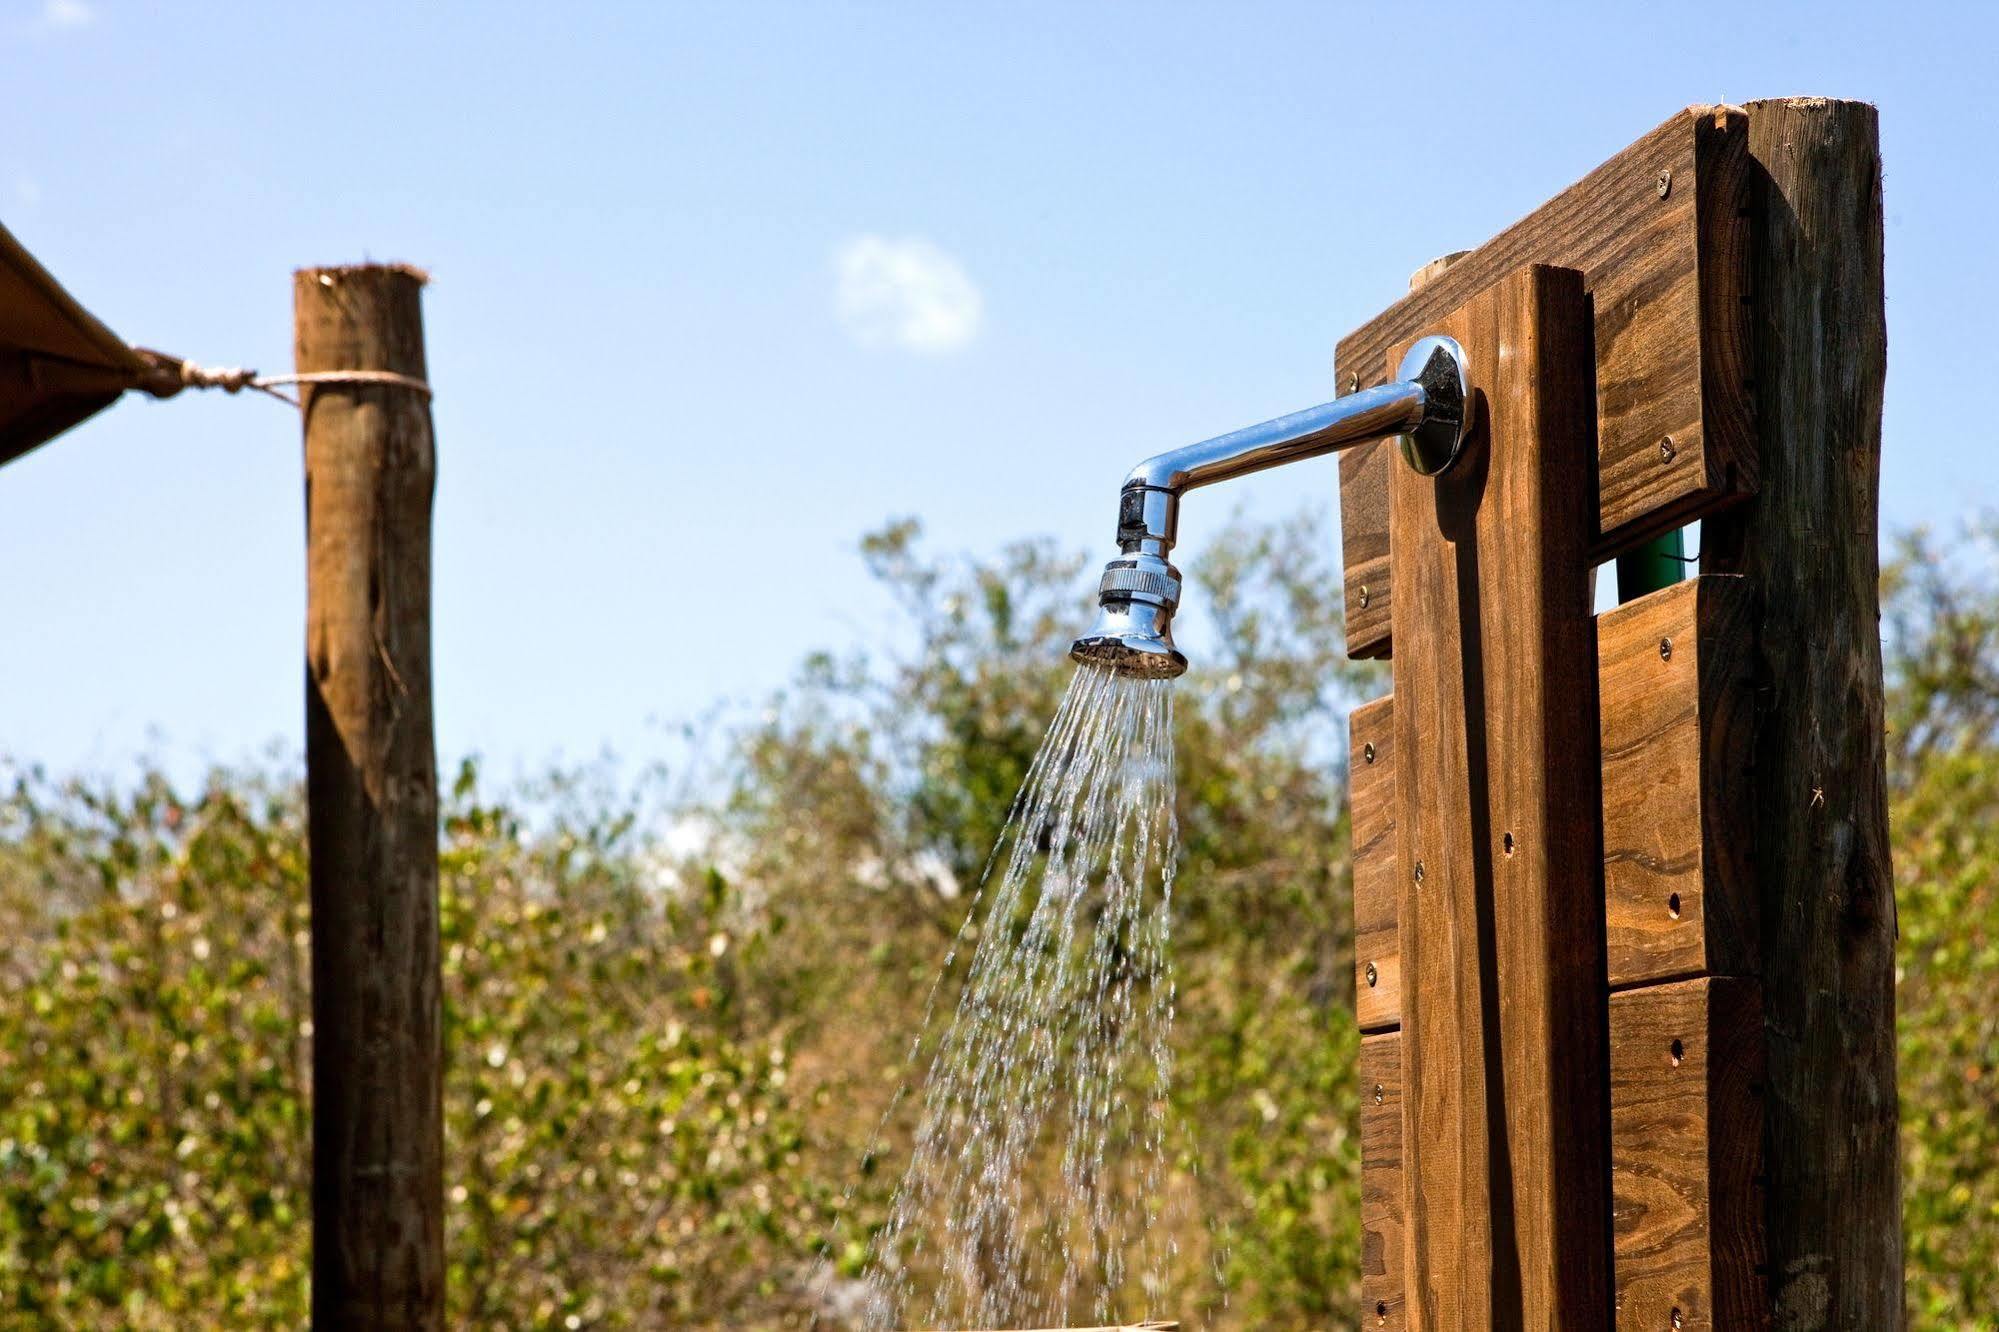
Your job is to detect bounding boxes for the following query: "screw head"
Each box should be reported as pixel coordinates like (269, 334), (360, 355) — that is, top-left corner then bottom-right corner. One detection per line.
(1656, 167), (1673, 198)
(1365, 961), (1378, 988)
(1414, 861), (1425, 883)
(1660, 636), (1674, 662)
(1373, 1083), (1385, 1105)
(1357, 584), (1370, 609)
(1347, 371), (1360, 394)
(1659, 435), (1677, 462)
(1363, 741), (1376, 764)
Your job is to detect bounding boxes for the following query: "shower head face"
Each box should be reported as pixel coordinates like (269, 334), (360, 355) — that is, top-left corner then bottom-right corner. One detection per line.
(1070, 600), (1187, 678)
(1070, 556), (1188, 678)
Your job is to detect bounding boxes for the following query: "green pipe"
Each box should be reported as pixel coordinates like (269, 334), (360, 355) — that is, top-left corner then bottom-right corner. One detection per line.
(1616, 529), (1687, 603)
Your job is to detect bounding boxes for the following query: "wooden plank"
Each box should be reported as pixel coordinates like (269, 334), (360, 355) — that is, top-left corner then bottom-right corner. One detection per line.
(1340, 436), (1394, 659)
(298, 264), (446, 1330)
(1350, 693), (1399, 1030)
(1598, 575), (1757, 987)
(1610, 976), (1765, 1331)
(1339, 104), (1753, 658)
(1703, 96), (1899, 1326)
(1359, 1031), (1406, 1331)
(1390, 265), (1608, 1328)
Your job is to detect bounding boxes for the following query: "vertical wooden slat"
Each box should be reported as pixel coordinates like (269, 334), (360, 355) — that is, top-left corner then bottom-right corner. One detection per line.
(1389, 264), (1608, 1329)
(1609, 977), (1765, 1330)
(1350, 694), (1399, 1030)
(1598, 575), (1757, 987)
(1359, 1031), (1406, 1330)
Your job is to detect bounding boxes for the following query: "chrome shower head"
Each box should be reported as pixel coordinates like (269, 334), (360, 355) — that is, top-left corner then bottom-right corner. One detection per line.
(1069, 552), (1187, 678)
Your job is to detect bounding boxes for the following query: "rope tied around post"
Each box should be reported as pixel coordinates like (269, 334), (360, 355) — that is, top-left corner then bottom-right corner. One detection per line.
(131, 348), (433, 408)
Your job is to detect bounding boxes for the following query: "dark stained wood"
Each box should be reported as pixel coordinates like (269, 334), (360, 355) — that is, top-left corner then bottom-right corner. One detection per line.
(1703, 97), (1899, 1328)
(1598, 575), (1757, 987)
(1340, 105), (1754, 658)
(1359, 1031), (1407, 1331)
(298, 264), (446, 1331)
(1609, 976), (1765, 1331)
(1350, 693), (1400, 1030)
(1389, 265), (1607, 1329)
(1340, 436), (1394, 660)
(1338, 255), (1472, 659)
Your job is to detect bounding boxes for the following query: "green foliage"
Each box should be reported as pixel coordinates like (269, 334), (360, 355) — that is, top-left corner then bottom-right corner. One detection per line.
(0, 762), (821, 1330)
(0, 512), (1994, 1328)
(1887, 526), (1999, 1329)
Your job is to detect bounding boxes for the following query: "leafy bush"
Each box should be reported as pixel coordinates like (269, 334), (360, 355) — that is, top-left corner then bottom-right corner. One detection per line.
(0, 513), (1993, 1328)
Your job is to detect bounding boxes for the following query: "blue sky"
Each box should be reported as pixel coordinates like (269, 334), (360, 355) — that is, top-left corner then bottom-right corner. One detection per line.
(1, 1), (1991, 782)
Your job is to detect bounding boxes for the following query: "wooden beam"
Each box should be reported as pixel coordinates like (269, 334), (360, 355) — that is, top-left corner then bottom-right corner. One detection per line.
(1609, 977), (1765, 1331)
(1339, 105), (1754, 659)
(1704, 96), (1899, 1327)
(1389, 265), (1608, 1328)
(298, 263), (446, 1330)
(1598, 576), (1757, 987)
(1350, 693), (1399, 1031)
(1359, 1031), (1407, 1330)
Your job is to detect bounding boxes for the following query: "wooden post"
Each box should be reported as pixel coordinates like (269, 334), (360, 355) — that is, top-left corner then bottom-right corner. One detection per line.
(1709, 97), (1899, 1327)
(297, 263), (445, 1330)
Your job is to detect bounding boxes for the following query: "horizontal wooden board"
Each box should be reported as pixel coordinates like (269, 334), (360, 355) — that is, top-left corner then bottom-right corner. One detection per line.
(1359, 1031), (1406, 1332)
(1337, 104), (1754, 659)
(1599, 575), (1758, 986)
(1350, 693), (1399, 1030)
(1610, 976), (1765, 1331)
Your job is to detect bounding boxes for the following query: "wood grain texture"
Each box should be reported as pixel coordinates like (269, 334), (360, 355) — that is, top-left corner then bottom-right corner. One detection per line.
(1703, 97), (1899, 1328)
(1390, 265), (1608, 1329)
(1359, 1032), (1406, 1331)
(1350, 693), (1399, 1030)
(1599, 575), (1757, 987)
(1609, 977), (1765, 1331)
(298, 264), (446, 1331)
(1339, 105), (1753, 658)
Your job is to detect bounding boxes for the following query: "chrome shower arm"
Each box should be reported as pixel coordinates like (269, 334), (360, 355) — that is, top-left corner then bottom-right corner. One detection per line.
(1122, 380), (1428, 494)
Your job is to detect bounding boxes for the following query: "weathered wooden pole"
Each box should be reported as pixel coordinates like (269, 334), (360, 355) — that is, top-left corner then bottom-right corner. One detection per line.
(1710, 98), (1899, 1326)
(296, 263), (444, 1330)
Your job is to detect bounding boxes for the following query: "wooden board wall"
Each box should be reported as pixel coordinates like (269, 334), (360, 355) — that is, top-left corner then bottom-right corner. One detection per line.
(1338, 105), (1753, 660)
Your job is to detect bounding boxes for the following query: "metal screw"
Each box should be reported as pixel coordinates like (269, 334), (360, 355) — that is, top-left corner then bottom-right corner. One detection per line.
(1656, 167), (1673, 199)
(1660, 636), (1674, 662)
(1373, 1083), (1385, 1105)
(1347, 371), (1360, 394)
(1414, 861), (1425, 883)
(1363, 741), (1376, 764)
(1659, 435), (1677, 462)
(1365, 961), (1378, 988)
(1357, 584), (1370, 609)
(1671, 1309), (1684, 1330)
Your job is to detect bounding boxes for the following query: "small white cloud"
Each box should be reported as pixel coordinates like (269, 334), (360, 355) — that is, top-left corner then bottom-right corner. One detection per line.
(834, 234), (983, 354)
(42, 0), (94, 28)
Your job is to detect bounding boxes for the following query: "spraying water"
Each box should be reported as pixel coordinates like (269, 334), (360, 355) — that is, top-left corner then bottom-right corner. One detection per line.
(860, 662), (1180, 1330)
